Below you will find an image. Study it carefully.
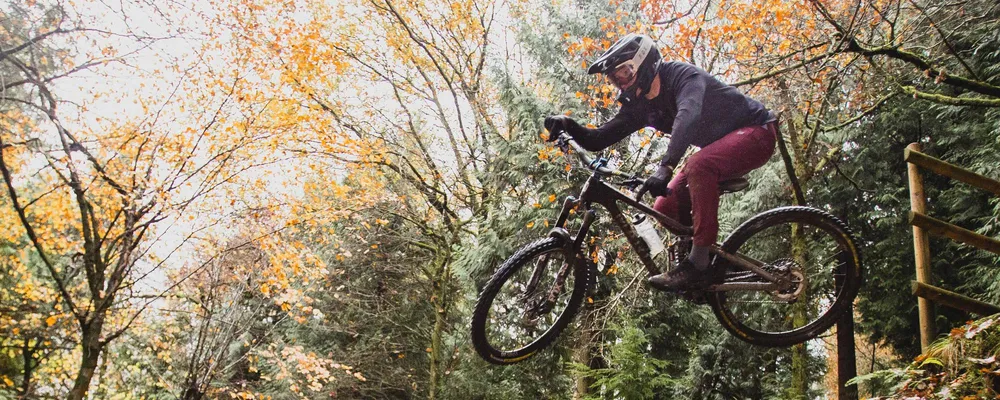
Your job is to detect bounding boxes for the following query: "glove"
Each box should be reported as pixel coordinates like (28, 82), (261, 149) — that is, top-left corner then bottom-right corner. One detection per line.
(635, 165), (674, 201)
(543, 115), (572, 142)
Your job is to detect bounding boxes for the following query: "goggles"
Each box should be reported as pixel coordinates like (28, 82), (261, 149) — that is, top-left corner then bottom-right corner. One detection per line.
(607, 62), (637, 89)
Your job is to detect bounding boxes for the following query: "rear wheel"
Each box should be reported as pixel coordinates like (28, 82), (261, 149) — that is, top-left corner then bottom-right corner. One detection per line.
(471, 238), (589, 365)
(708, 206), (862, 347)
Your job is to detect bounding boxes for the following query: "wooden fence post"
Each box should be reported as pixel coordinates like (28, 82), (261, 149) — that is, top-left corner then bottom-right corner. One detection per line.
(907, 142), (935, 351)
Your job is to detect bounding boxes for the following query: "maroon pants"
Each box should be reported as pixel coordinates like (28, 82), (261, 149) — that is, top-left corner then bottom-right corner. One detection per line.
(653, 123), (777, 246)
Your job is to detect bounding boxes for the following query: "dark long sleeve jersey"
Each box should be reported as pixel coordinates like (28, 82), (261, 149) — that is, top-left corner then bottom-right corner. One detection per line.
(563, 61), (774, 167)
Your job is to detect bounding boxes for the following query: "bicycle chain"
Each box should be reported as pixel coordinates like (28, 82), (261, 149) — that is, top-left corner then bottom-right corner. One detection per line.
(724, 299), (795, 305)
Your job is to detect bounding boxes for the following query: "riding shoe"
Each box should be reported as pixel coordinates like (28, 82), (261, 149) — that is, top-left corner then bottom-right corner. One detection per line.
(648, 259), (724, 291)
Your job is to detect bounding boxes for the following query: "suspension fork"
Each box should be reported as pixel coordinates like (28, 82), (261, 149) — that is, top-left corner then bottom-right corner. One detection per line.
(524, 197), (595, 302)
(553, 196), (578, 230)
(546, 195), (598, 252)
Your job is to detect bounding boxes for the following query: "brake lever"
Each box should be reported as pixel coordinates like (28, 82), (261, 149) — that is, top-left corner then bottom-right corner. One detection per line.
(622, 177), (643, 191)
(555, 136), (571, 153)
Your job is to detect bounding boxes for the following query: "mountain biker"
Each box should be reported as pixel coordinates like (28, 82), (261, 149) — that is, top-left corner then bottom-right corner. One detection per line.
(544, 34), (778, 291)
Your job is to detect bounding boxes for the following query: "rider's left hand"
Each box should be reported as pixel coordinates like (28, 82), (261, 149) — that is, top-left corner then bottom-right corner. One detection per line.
(543, 115), (571, 142)
(636, 165), (673, 200)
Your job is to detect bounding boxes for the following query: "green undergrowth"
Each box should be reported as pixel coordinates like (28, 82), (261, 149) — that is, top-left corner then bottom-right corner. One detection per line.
(850, 315), (1000, 399)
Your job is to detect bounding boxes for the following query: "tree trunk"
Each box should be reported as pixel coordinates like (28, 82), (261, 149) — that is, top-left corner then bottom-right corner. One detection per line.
(572, 336), (594, 399)
(790, 342), (808, 399)
(67, 319), (104, 400)
(182, 385), (205, 400)
(428, 258), (450, 400)
(429, 297), (445, 400)
(20, 338), (33, 398)
(788, 223), (809, 399)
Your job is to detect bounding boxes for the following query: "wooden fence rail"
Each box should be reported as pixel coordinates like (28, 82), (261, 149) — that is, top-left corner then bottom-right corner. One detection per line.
(908, 212), (1000, 255)
(912, 281), (1000, 317)
(905, 148), (1000, 196)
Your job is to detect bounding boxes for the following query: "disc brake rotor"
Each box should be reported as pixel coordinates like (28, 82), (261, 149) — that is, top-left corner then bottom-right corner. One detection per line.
(767, 258), (805, 302)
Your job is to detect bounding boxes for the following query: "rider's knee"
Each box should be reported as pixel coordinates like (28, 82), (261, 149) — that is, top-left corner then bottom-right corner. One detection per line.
(652, 195), (677, 216)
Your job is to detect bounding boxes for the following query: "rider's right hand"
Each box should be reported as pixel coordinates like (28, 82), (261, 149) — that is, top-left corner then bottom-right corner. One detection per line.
(544, 115), (571, 142)
(635, 165), (674, 201)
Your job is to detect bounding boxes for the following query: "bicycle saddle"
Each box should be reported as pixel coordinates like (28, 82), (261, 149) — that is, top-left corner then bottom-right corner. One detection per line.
(719, 177), (750, 194)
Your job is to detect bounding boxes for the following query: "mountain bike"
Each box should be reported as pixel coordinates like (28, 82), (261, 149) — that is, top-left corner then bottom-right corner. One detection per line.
(470, 134), (862, 365)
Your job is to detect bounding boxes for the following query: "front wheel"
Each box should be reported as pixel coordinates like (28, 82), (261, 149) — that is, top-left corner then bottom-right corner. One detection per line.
(708, 206), (862, 347)
(471, 238), (590, 365)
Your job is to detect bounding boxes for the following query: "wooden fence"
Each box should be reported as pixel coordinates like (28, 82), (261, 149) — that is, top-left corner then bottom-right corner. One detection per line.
(906, 143), (1000, 351)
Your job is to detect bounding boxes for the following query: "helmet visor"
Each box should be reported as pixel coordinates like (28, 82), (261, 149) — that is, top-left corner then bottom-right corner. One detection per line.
(608, 62), (637, 89)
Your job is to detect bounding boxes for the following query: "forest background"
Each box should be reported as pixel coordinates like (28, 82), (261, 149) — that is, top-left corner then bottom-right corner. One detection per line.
(1, 0), (999, 398)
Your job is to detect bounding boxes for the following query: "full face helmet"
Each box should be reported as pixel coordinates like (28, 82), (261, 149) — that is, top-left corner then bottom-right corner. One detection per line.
(587, 34), (661, 95)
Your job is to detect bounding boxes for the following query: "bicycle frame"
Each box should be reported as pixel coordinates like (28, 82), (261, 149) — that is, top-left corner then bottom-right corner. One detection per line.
(549, 169), (794, 292)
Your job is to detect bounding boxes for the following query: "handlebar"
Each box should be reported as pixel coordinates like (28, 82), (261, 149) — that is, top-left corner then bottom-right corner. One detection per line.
(555, 134), (637, 183)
